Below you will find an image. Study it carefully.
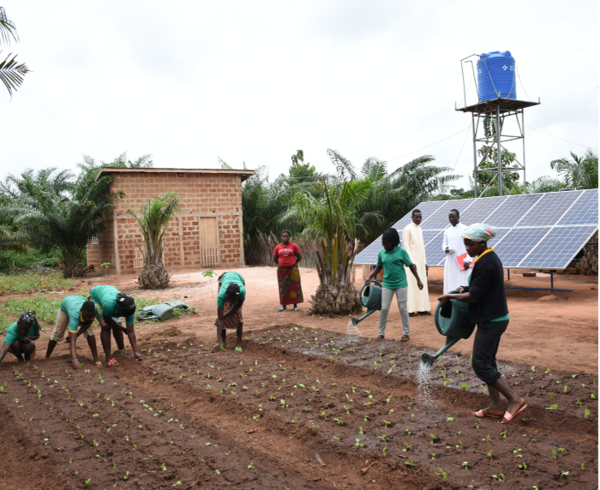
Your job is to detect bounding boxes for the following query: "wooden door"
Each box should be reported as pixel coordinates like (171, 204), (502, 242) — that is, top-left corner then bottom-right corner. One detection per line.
(200, 217), (220, 266)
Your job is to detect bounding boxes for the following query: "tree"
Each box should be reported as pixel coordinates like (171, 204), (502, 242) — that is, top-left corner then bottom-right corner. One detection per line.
(551, 149), (598, 190)
(77, 153), (154, 174)
(281, 150), (379, 315)
(127, 192), (181, 289)
(0, 168), (122, 277)
(0, 6), (30, 97)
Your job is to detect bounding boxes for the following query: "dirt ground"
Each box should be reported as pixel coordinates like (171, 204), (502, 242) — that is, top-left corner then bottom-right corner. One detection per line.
(35, 265), (598, 374)
(0, 266), (597, 489)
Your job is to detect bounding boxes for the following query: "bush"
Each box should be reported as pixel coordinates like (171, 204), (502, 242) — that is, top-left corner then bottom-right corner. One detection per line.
(0, 248), (61, 272)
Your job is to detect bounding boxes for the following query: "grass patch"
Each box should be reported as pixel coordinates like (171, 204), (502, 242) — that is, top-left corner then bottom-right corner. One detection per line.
(0, 273), (74, 296)
(0, 296), (63, 333)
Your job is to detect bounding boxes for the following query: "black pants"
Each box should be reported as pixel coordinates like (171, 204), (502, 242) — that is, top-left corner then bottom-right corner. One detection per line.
(472, 320), (509, 386)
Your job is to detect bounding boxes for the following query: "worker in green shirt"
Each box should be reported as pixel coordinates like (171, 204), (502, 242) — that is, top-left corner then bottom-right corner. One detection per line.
(88, 285), (140, 367)
(45, 296), (101, 369)
(213, 272), (246, 353)
(365, 228), (424, 341)
(0, 311), (40, 362)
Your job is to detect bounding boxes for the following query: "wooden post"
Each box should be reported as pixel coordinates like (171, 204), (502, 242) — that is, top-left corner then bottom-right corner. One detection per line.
(238, 214), (245, 266)
(179, 217), (185, 269)
(216, 216), (222, 265)
(113, 215), (121, 275)
(197, 214), (202, 268)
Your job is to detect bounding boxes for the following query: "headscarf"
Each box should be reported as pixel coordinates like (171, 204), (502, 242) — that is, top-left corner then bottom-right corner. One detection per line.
(461, 223), (497, 242)
(19, 310), (40, 334)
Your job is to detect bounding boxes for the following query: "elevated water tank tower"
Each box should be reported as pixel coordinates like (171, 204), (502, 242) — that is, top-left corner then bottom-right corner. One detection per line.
(456, 51), (540, 197)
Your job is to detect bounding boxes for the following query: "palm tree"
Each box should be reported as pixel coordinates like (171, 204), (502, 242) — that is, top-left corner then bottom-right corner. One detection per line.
(0, 168), (122, 277)
(0, 6), (30, 98)
(550, 149), (598, 190)
(127, 192), (181, 289)
(281, 150), (381, 315)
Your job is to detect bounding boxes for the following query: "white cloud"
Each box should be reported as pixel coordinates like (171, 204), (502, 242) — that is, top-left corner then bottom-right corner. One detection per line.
(0, 0), (597, 191)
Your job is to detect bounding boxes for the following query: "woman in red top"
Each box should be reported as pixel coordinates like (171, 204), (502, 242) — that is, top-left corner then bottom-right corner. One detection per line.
(273, 230), (304, 312)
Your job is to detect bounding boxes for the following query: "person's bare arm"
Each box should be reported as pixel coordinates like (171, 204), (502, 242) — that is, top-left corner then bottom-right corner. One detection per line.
(0, 343), (11, 362)
(68, 331), (81, 369)
(365, 266), (382, 282)
(273, 255), (279, 265)
(75, 321), (93, 338)
(437, 292), (479, 307)
(104, 316), (127, 333)
(223, 300), (244, 321)
(408, 264), (424, 290)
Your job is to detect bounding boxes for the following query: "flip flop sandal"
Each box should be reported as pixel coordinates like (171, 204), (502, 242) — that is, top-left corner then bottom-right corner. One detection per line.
(278, 307), (285, 312)
(473, 409), (502, 418)
(95, 361), (103, 367)
(501, 404), (528, 424)
(235, 347), (243, 352)
(107, 358), (119, 367)
(293, 307), (300, 312)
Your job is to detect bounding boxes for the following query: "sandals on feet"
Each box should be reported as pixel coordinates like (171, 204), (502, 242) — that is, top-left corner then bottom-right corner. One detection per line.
(501, 403), (528, 424)
(107, 358), (119, 367)
(400, 335), (410, 342)
(473, 409), (502, 418)
(278, 307), (285, 312)
(293, 307), (300, 312)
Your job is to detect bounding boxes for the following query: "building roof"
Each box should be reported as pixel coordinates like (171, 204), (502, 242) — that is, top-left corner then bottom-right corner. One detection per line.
(96, 167), (255, 182)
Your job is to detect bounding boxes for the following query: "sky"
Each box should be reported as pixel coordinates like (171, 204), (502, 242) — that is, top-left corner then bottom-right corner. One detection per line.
(0, 1), (598, 190)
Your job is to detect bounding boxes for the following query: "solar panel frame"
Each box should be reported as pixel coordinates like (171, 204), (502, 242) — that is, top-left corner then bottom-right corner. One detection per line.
(354, 190), (598, 269)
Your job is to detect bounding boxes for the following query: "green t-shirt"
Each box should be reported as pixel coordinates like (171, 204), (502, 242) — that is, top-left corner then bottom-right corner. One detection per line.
(4, 322), (40, 345)
(467, 273), (509, 322)
(90, 285), (135, 325)
(376, 246), (413, 289)
(60, 295), (97, 333)
(217, 272), (246, 308)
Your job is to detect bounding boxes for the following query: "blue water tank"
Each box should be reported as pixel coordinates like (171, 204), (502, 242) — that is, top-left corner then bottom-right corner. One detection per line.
(477, 51), (517, 101)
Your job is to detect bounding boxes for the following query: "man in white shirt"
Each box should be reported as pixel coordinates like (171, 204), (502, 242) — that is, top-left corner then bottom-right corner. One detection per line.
(442, 209), (471, 293)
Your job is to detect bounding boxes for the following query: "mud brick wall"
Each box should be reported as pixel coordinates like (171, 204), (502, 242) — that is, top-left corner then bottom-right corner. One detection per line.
(87, 171), (244, 274)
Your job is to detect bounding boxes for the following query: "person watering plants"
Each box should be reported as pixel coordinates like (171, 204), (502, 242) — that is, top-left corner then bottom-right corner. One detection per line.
(437, 223), (527, 424)
(88, 285), (140, 367)
(273, 230), (304, 312)
(0, 311), (40, 362)
(213, 271), (246, 353)
(365, 228), (424, 341)
(45, 296), (102, 369)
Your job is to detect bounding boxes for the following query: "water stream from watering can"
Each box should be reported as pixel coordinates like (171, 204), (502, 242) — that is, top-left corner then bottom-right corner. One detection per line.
(417, 359), (434, 407)
(346, 319), (362, 338)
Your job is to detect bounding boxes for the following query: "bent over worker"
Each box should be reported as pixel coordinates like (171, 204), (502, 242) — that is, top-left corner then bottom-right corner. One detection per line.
(0, 311), (40, 362)
(89, 285), (141, 366)
(45, 296), (102, 369)
(213, 272), (246, 353)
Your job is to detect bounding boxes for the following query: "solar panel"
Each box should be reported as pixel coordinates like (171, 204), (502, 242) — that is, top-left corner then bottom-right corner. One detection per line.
(519, 225), (597, 269)
(517, 190), (583, 227)
(557, 189), (598, 225)
(420, 199), (476, 230)
(484, 193), (543, 227)
(491, 227), (551, 267)
(354, 189), (598, 270)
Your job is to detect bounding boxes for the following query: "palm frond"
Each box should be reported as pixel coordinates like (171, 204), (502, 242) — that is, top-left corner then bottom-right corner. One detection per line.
(0, 51), (29, 98)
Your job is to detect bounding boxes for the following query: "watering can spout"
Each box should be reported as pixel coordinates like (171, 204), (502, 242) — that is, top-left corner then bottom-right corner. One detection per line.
(421, 337), (461, 366)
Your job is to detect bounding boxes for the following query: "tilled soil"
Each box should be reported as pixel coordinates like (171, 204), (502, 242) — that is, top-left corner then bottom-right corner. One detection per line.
(0, 324), (597, 489)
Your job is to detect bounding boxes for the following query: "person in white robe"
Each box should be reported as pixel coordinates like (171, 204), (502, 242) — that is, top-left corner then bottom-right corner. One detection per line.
(402, 209), (431, 316)
(442, 209), (472, 294)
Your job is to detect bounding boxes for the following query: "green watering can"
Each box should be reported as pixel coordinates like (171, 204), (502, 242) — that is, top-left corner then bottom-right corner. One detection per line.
(350, 280), (383, 328)
(421, 290), (475, 366)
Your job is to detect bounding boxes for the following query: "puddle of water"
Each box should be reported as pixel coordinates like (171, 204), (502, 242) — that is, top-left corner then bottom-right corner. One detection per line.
(417, 359), (435, 407)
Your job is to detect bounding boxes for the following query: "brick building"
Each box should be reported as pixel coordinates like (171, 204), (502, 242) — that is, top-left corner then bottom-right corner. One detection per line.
(87, 168), (254, 275)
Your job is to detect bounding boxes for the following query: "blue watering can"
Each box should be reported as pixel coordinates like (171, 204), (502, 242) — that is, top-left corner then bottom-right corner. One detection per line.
(421, 290), (475, 366)
(350, 280), (383, 328)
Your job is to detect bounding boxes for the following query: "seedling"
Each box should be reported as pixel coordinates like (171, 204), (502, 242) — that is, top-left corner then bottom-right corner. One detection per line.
(462, 462), (469, 471)
(518, 463), (528, 470)
(405, 461), (416, 468)
(487, 450), (493, 460)
(584, 408), (590, 419)
(403, 442), (412, 452)
(456, 440), (463, 449)
(430, 434), (438, 444)
(560, 471), (569, 479)
(435, 468), (447, 479)
(492, 474), (506, 482)
(355, 438), (363, 448)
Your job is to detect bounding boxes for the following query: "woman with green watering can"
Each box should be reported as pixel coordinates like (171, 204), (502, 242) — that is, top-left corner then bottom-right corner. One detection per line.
(437, 224), (526, 424)
(365, 228), (424, 341)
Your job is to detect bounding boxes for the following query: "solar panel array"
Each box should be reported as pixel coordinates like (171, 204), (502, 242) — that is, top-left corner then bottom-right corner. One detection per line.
(354, 189), (598, 270)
